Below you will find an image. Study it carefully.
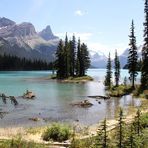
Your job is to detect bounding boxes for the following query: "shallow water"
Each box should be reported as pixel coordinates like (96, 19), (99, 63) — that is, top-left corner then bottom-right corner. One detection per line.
(0, 69), (141, 127)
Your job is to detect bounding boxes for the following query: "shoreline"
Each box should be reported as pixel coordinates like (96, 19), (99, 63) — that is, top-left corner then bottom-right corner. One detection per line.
(0, 105), (147, 145)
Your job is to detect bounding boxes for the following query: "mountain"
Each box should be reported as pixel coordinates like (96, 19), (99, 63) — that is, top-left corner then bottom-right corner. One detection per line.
(0, 17), (59, 62)
(90, 50), (107, 68)
(0, 17), (15, 27)
(90, 45), (142, 69)
(38, 25), (58, 40)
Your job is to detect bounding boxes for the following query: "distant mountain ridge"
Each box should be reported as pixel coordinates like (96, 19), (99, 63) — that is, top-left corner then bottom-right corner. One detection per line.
(90, 45), (142, 68)
(0, 17), (59, 62)
(90, 50), (107, 68)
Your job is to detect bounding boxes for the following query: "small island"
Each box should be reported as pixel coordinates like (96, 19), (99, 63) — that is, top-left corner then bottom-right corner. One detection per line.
(51, 75), (93, 83)
(51, 35), (92, 83)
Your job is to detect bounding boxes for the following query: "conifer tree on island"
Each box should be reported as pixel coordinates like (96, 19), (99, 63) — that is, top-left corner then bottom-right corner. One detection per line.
(141, 0), (148, 90)
(128, 20), (138, 89)
(64, 33), (69, 78)
(75, 38), (81, 76)
(114, 50), (120, 87)
(55, 35), (90, 79)
(104, 52), (112, 89)
(69, 35), (76, 76)
(80, 43), (90, 76)
(55, 39), (65, 79)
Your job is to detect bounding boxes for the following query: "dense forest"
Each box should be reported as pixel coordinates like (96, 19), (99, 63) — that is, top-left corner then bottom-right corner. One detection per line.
(0, 54), (53, 70)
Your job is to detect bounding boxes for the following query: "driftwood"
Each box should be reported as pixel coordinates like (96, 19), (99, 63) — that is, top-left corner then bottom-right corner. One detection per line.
(88, 95), (110, 100)
(0, 91), (35, 119)
(71, 100), (93, 108)
(0, 93), (18, 105)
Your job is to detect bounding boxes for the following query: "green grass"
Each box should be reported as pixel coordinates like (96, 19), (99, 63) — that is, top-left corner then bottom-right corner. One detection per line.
(108, 84), (148, 99)
(67, 76), (93, 81)
(51, 75), (93, 83)
(0, 137), (46, 148)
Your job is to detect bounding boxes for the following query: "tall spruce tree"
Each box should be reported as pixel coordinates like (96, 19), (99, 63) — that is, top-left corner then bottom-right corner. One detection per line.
(55, 39), (65, 79)
(104, 53), (112, 89)
(95, 118), (109, 148)
(116, 108), (126, 148)
(128, 20), (138, 89)
(141, 0), (148, 90)
(71, 35), (76, 76)
(133, 109), (143, 136)
(75, 38), (81, 76)
(64, 33), (69, 78)
(114, 50), (120, 87)
(80, 43), (90, 76)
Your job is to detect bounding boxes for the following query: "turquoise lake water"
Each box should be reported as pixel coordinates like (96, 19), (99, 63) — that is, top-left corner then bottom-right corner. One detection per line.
(0, 69), (141, 127)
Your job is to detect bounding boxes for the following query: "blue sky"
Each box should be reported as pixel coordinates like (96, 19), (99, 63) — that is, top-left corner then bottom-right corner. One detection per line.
(0, 0), (144, 57)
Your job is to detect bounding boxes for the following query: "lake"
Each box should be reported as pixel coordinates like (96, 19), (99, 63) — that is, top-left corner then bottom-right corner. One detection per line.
(0, 69), (141, 127)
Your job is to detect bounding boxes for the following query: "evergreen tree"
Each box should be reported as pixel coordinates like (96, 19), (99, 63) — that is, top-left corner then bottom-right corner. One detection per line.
(80, 43), (90, 76)
(133, 109), (143, 136)
(69, 35), (76, 77)
(95, 118), (109, 148)
(104, 53), (112, 89)
(55, 39), (65, 79)
(128, 125), (135, 148)
(75, 38), (81, 76)
(128, 20), (138, 89)
(126, 124), (141, 148)
(114, 50), (120, 87)
(141, 0), (148, 90)
(116, 108), (125, 148)
(64, 33), (69, 78)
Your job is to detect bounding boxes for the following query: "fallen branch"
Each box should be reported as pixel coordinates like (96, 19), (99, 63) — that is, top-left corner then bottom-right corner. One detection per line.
(88, 95), (110, 100)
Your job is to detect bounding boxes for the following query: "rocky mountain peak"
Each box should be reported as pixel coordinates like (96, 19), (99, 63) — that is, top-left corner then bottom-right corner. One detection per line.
(16, 22), (36, 37)
(39, 25), (58, 40)
(0, 17), (15, 27)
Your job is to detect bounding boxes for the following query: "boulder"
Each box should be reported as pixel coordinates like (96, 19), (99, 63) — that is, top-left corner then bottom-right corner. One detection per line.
(23, 90), (35, 99)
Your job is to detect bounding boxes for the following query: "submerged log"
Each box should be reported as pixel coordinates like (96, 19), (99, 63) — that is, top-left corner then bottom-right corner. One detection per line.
(0, 93), (18, 105)
(71, 100), (93, 108)
(88, 95), (110, 100)
(9, 96), (18, 106)
(28, 117), (40, 122)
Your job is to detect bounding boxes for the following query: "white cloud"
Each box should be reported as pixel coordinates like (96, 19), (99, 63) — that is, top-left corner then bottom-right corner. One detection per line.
(74, 10), (86, 16)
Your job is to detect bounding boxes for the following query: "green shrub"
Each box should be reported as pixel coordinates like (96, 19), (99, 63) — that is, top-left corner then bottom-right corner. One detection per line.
(42, 123), (71, 142)
(109, 85), (133, 97)
(140, 112), (148, 128)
